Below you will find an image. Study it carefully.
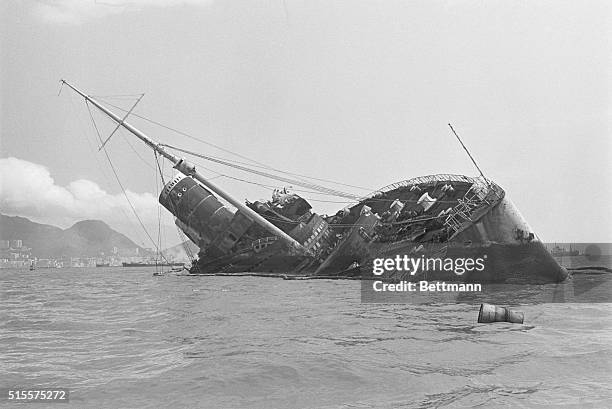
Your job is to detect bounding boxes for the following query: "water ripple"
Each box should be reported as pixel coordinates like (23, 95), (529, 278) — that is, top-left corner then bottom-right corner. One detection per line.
(1, 268), (611, 408)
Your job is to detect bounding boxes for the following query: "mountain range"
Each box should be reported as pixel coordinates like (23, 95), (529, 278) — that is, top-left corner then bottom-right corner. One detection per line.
(0, 214), (144, 258)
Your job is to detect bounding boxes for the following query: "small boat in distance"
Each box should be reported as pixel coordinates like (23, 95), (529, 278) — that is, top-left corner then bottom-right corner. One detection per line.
(122, 261), (185, 268)
(96, 262), (110, 267)
(550, 245), (579, 257)
(152, 266), (187, 276)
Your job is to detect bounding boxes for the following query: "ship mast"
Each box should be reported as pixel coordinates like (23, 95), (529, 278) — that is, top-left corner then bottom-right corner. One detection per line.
(61, 80), (306, 254)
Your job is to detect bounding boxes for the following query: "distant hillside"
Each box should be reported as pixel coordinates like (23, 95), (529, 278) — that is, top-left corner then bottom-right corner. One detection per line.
(0, 214), (143, 257)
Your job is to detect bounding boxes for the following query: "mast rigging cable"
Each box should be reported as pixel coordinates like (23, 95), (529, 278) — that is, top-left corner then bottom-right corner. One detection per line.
(96, 98), (374, 193)
(161, 143), (361, 200)
(85, 101), (170, 264)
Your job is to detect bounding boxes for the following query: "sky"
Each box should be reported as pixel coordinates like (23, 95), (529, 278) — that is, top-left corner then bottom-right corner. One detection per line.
(1, 0), (610, 248)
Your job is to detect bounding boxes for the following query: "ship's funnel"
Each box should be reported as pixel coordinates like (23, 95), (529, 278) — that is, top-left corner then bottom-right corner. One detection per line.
(159, 174), (233, 247)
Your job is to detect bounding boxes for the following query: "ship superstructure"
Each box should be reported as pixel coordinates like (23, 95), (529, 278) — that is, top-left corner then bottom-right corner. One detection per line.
(62, 80), (568, 283)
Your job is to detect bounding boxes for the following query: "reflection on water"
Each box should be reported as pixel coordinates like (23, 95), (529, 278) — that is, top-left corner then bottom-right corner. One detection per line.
(1, 265), (611, 408)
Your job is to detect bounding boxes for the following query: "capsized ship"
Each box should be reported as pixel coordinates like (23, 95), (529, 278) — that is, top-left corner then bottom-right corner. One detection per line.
(63, 81), (568, 284)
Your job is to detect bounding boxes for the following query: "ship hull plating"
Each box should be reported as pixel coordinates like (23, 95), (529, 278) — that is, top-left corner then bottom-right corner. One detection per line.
(190, 241), (566, 284)
(186, 180), (568, 284)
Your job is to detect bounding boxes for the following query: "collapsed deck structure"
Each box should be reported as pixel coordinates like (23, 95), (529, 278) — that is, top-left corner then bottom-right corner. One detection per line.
(160, 173), (567, 282)
(63, 80), (568, 284)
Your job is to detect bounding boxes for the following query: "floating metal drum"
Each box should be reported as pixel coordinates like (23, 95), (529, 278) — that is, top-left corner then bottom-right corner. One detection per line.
(477, 303), (524, 324)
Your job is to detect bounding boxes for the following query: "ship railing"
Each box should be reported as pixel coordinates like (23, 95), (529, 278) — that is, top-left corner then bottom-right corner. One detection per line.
(360, 173), (505, 238)
(472, 176), (504, 201)
(363, 173), (479, 199)
(443, 179), (504, 237)
(251, 236), (279, 252)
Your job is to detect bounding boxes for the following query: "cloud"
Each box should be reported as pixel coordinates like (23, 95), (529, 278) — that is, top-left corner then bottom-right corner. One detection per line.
(32, 0), (213, 25)
(0, 157), (170, 243)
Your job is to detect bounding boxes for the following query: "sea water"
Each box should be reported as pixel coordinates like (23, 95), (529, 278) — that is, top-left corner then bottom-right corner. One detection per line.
(1, 261), (611, 408)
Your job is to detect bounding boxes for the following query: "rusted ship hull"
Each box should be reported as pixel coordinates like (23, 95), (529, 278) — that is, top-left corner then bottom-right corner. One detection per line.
(170, 174), (567, 283)
(188, 241), (566, 283)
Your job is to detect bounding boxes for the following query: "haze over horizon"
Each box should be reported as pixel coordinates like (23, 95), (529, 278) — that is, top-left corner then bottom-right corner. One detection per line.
(1, 0), (610, 246)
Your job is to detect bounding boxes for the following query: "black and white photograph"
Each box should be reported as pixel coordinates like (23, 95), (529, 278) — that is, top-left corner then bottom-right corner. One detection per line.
(1, 1), (611, 407)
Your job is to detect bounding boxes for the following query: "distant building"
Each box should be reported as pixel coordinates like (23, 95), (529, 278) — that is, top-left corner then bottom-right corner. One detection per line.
(118, 247), (139, 257)
(10, 239), (23, 248)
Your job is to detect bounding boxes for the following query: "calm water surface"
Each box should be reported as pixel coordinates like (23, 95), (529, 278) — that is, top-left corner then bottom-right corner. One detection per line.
(2, 266), (611, 408)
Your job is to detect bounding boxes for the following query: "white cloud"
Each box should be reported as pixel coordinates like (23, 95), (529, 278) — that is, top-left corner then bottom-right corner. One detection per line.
(32, 0), (213, 25)
(0, 157), (170, 243)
